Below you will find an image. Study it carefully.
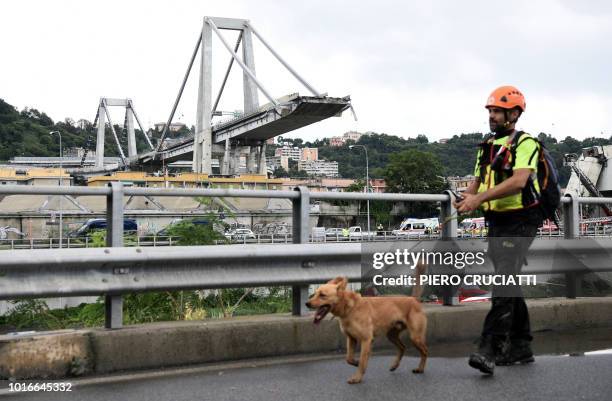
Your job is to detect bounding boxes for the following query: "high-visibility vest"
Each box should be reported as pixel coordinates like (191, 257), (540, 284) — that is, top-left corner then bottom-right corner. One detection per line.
(473, 131), (541, 212)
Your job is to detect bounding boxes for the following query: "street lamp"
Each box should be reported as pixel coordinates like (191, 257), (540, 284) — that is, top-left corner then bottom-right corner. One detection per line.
(49, 131), (63, 248)
(349, 144), (370, 239)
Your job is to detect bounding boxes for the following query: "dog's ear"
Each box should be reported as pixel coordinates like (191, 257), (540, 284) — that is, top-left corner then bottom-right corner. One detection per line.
(330, 276), (348, 291)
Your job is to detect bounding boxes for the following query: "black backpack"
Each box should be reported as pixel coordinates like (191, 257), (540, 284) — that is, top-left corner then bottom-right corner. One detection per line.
(510, 132), (561, 223)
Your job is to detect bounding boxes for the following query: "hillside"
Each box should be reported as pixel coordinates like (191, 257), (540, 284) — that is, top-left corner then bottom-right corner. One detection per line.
(0, 98), (151, 161)
(2, 98), (611, 187)
(300, 132), (612, 188)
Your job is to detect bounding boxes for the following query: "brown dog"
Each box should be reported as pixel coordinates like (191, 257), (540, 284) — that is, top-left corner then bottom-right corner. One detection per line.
(306, 275), (428, 384)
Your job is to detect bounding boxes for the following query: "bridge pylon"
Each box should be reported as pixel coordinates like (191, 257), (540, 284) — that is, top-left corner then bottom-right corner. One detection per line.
(93, 98), (153, 169)
(194, 17), (262, 175)
(157, 16), (326, 175)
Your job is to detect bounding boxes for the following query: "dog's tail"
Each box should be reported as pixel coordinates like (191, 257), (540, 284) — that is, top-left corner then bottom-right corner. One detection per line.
(411, 261), (427, 300)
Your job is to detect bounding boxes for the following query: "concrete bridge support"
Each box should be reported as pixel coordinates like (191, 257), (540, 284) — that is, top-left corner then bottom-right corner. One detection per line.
(242, 25), (259, 114)
(126, 106), (137, 159)
(221, 139), (231, 175)
(94, 98), (152, 169)
(95, 103), (106, 169)
(258, 143), (267, 175)
(194, 18), (260, 175)
(194, 20), (213, 174)
(229, 146), (240, 175)
(247, 146), (258, 173)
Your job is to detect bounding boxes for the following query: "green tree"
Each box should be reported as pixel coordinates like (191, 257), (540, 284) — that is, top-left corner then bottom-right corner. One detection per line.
(345, 180), (393, 226)
(165, 219), (226, 246)
(272, 166), (289, 178)
(384, 149), (446, 193)
(293, 169), (309, 178)
(383, 149), (447, 217)
(162, 207), (257, 319)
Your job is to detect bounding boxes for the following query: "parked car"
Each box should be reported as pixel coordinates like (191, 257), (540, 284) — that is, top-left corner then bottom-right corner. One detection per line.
(348, 226), (377, 239)
(325, 227), (346, 238)
(224, 228), (256, 241)
(69, 218), (138, 238)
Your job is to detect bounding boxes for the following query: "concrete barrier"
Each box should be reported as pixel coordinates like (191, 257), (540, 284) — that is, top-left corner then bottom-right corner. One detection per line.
(1, 297), (611, 379)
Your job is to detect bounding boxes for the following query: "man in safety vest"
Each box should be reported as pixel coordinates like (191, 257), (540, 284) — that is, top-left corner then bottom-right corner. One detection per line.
(454, 86), (543, 375)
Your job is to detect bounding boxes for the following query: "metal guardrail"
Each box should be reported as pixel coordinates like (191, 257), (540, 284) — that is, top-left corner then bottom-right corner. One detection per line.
(2, 238), (610, 299)
(0, 236), (178, 250)
(1, 239), (610, 299)
(0, 244), (361, 298)
(0, 184), (610, 329)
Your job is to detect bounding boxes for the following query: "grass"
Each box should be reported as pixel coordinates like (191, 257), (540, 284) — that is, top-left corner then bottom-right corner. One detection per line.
(0, 288), (292, 334)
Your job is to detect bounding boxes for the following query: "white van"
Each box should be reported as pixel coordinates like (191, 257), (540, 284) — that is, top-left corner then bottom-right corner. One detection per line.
(392, 218), (437, 237)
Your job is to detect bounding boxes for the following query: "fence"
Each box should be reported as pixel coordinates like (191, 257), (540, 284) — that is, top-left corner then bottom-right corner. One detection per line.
(0, 183), (610, 329)
(4, 226), (612, 250)
(0, 236), (176, 250)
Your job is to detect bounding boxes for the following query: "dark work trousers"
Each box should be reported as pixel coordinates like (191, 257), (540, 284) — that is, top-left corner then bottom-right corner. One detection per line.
(481, 218), (539, 342)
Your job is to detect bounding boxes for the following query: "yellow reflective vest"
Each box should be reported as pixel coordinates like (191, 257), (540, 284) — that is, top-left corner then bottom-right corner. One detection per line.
(473, 131), (541, 213)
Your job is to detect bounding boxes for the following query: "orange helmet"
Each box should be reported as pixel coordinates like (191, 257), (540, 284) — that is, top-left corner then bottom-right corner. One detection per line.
(485, 86), (526, 112)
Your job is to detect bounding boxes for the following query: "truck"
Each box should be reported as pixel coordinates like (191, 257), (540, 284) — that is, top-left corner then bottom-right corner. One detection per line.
(347, 226), (378, 239)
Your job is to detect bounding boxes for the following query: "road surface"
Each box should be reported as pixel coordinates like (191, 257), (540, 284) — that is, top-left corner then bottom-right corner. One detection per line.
(2, 327), (611, 401)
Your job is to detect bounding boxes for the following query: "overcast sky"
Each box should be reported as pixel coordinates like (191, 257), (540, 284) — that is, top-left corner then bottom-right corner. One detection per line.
(1, 0), (611, 143)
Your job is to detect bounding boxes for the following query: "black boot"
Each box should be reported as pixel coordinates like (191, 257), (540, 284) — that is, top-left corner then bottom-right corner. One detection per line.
(496, 339), (534, 366)
(469, 336), (496, 375)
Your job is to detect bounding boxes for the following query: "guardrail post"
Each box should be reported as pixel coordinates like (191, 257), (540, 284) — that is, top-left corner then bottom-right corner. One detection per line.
(292, 186), (310, 316)
(440, 190), (459, 305)
(105, 182), (124, 329)
(562, 194), (581, 298)
(563, 194), (579, 239)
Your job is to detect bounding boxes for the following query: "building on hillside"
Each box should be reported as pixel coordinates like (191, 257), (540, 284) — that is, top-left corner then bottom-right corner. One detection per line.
(297, 160), (339, 177)
(329, 136), (345, 147)
(329, 131), (366, 147)
(273, 145), (320, 163)
(267, 156), (289, 171)
(343, 131), (363, 142)
(320, 178), (358, 192)
(300, 147), (318, 161)
(274, 145), (301, 160)
(369, 178), (387, 193)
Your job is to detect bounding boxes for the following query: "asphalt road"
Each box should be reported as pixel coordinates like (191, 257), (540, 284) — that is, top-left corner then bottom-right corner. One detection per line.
(2, 350), (611, 401)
